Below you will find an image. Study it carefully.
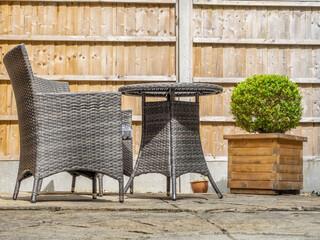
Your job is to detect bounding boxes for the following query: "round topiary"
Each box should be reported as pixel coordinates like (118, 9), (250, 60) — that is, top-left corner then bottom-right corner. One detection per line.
(230, 75), (303, 134)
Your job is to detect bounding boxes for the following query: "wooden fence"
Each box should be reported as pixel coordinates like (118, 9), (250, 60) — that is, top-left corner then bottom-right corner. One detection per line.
(0, 0), (319, 163)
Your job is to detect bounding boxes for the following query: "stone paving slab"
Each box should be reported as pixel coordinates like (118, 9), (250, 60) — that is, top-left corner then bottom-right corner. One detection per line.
(0, 192), (319, 239)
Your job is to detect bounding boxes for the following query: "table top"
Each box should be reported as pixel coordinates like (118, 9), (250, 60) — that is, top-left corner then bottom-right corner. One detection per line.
(118, 83), (223, 97)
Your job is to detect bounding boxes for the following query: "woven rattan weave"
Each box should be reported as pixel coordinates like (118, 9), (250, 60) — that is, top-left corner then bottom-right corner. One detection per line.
(4, 44), (125, 203)
(71, 110), (134, 196)
(119, 83), (223, 201)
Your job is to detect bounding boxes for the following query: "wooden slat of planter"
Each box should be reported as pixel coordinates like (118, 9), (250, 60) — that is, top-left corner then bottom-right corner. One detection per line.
(277, 173), (303, 182)
(229, 172), (277, 181)
(229, 156), (277, 164)
(228, 148), (274, 156)
(278, 139), (303, 149)
(230, 189), (277, 195)
(229, 164), (276, 172)
(278, 148), (303, 156)
(229, 139), (277, 148)
(228, 180), (275, 189)
(277, 165), (303, 173)
(224, 134), (307, 142)
(279, 156), (302, 165)
(276, 181), (303, 190)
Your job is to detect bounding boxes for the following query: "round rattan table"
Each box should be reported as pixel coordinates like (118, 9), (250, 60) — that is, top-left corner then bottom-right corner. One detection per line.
(119, 83), (223, 200)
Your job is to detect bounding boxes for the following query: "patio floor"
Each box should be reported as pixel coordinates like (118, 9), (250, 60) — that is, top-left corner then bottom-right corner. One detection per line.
(0, 192), (319, 239)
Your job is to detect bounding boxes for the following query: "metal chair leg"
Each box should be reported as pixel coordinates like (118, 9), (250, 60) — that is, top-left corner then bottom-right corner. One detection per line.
(98, 173), (103, 197)
(129, 180), (134, 194)
(13, 180), (21, 200)
(208, 174), (223, 199)
(166, 177), (170, 196)
(31, 177), (40, 203)
(119, 179), (124, 203)
(37, 179), (43, 195)
(92, 174), (97, 199)
(71, 174), (76, 193)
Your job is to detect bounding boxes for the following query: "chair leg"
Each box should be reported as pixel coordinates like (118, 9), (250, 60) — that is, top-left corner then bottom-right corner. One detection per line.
(166, 177), (170, 196)
(119, 179), (124, 203)
(129, 180), (134, 194)
(208, 174), (223, 199)
(31, 177), (40, 203)
(13, 180), (21, 200)
(98, 173), (103, 197)
(37, 179), (43, 195)
(92, 174), (97, 199)
(71, 175), (76, 193)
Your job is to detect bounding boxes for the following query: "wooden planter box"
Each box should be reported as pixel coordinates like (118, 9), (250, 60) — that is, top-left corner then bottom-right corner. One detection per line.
(223, 134), (307, 195)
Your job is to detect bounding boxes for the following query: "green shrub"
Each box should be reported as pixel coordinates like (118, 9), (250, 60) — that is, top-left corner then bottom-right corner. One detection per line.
(230, 75), (303, 133)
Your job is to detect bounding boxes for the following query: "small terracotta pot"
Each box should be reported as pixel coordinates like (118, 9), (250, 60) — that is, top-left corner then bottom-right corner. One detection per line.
(190, 180), (208, 193)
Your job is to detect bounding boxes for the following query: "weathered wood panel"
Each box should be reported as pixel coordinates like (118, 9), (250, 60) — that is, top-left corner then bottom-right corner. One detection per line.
(0, 1), (176, 160)
(195, 3), (320, 162)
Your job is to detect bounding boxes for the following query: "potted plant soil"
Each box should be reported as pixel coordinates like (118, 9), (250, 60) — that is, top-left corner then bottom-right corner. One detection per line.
(224, 75), (307, 195)
(190, 175), (208, 193)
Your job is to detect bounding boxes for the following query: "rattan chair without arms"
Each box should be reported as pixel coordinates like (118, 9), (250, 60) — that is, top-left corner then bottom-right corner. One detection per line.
(4, 44), (124, 203)
(70, 110), (134, 196)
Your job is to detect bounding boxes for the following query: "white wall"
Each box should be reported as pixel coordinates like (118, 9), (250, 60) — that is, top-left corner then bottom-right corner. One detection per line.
(0, 160), (318, 194)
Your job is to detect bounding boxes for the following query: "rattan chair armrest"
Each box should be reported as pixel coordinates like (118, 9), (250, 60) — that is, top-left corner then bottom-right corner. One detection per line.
(34, 91), (122, 124)
(35, 91), (121, 106)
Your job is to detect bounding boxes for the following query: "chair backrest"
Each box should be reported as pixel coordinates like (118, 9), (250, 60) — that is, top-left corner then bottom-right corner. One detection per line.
(3, 44), (39, 167)
(3, 44), (35, 110)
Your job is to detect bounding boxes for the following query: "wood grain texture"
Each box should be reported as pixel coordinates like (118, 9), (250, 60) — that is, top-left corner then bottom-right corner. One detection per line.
(227, 136), (304, 193)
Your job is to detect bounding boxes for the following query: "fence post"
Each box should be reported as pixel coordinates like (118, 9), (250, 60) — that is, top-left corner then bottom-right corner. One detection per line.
(178, 0), (193, 83)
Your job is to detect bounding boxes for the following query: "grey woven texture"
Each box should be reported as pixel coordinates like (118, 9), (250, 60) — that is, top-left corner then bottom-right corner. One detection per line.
(119, 82), (223, 97)
(4, 44), (125, 202)
(120, 83), (223, 200)
(134, 101), (209, 177)
(121, 110), (133, 177)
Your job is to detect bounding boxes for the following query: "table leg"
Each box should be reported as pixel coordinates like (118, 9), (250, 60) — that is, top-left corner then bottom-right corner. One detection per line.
(208, 174), (223, 198)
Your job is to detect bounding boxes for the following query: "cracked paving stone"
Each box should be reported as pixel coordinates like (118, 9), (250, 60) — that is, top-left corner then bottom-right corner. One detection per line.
(0, 210), (223, 239)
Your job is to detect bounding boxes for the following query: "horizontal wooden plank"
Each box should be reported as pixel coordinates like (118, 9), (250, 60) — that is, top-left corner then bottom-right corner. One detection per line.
(1, 114), (319, 124)
(193, 38), (320, 46)
(0, 75), (177, 82)
(276, 181), (302, 190)
(278, 139), (303, 150)
(230, 189), (277, 195)
(201, 116), (319, 124)
(278, 148), (302, 157)
(229, 156), (277, 164)
(193, 77), (320, 84)
(0, 155), (19, 161)
(228, 180), (275, 189)
(228, 164), (276, 172)
(277, 173), (303, 182)
(0, 115), (18, 121)
(279, 156), (302, 165)
(229, 139), (277, 148)
(193, 0), (320, 8)
(0, 35), (176, 43)
(5, 0), (176, 3)
(229, 172), (277, 181)
(224, 134), (307, 142)
(277, 165), (303, 174)
(228, 147), (275, 156)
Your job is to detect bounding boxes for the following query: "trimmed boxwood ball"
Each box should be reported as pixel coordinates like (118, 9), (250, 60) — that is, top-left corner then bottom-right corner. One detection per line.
(230, 75), (303, 133)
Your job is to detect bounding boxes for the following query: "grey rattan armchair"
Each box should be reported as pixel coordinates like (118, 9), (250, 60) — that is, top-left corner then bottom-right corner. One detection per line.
(4, 44), (124, 203)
